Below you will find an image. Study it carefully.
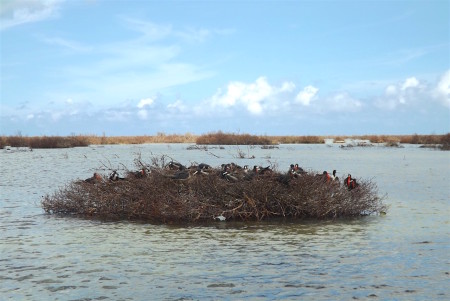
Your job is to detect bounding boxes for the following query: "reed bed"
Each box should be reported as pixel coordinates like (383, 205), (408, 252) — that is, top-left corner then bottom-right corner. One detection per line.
(0, 135), (90, 148)
(2, 132), (448, 149)
(42, 158), (387, 223)
(195, 131), (273, 145)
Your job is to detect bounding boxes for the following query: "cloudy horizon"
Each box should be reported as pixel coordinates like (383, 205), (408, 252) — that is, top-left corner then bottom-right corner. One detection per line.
(1, 0), (449, 136)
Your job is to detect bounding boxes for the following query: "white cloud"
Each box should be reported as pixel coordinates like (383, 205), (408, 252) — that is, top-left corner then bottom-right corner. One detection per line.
(281, 82), (296, 92)
(434, 70), (450, 107)
(136, 98), (156, 120)
(167, 100), (187, 112)
(295, 85), (318, 106)
(324, 92), (362, 112)
(385, 85), (397, 96)
(377, 75), (421, 109)
(137, 98), (154, 108)
(401, 77), (419, 90)
(209, 77), (294, 115)
(375, 71), (450, 110)
(0, 0), (62, 31)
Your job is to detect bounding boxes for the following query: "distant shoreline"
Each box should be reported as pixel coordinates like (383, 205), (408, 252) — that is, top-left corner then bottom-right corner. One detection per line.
(1, 132), (449, 149)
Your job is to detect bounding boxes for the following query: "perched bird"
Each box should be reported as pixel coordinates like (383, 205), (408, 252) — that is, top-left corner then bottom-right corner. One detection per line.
(197, 163), (212, 171)
(344, 174), (358, 190)
(84, 172), (103, 184)
(170, 169), (191, 180)
(221, 170), (239, 182)
(191, 163), (212, 175)
(253, 165), (272, 175)
(167, 161), (186, 171)
(135, 168), (147, 178)
(109, 170), (125, 181)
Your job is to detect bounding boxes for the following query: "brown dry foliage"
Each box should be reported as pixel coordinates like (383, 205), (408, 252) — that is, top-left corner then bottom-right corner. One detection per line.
(42, 159), (387, 223)
(195, 131), (273, 145)
(2, 132), (448, 149)
(0, 135), (90, 148)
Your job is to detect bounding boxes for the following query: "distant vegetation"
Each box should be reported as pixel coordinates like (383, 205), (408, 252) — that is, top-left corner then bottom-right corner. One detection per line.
(1, 132), (449, 149)
(195, 131), (273, 145)
(0, 135), (91, 149)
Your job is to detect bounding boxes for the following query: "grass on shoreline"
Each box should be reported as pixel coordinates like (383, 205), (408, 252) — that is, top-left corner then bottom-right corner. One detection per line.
(1, 132), (449, 149)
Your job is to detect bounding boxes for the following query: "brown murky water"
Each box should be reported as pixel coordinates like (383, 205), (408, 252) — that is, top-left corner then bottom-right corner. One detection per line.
(1, 144), (449, 300)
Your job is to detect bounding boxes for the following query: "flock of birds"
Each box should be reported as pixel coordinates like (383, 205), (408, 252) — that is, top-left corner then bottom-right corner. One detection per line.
(83, 160), (359, 191)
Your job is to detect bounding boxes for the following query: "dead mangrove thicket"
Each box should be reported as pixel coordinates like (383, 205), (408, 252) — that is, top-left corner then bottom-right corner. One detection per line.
(41, 158), (387, 223)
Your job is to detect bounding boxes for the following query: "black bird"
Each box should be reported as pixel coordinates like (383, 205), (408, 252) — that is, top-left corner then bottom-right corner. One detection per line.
(198, 163), (211, 170)
(109, 171), (125, 181)
(167, 161), (186, 171)
(194, 163), (212, 175)
(170, 169), (191, 180)
(258, 166), (272, 175)
(221, 170), (239, 182)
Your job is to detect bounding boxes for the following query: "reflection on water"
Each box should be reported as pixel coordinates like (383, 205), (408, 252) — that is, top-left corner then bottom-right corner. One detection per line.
(1, 144), (449, 300)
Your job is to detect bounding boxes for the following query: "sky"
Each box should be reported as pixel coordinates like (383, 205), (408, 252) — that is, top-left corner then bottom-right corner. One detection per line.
(0, 0), (449, 136)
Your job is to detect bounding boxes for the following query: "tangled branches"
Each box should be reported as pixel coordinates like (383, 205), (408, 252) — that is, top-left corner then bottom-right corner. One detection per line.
(41, 159), (387, 223)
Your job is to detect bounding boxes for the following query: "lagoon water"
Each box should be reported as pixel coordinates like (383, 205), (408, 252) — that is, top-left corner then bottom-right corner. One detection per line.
(1, 143), (449, 300)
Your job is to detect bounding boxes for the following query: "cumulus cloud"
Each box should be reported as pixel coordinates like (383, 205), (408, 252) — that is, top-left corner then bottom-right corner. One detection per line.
(322, 92), (362, 112)
(137, 98), (154, 108)
(295, 85), (319, 106)
(136, 98), (155, 120)
(375, 71), (450, 110)
(376, 76), (424, 109)
(401, 77), (419, 90)
(3, 70), (449, 135)
(385, 85), (397, 96)
(434, 70), (450, 107)
(280, 82), (296, 92)
(0, 0), (62, 31)
(209, 77), (294, 115)
(167, 100), (187, 112)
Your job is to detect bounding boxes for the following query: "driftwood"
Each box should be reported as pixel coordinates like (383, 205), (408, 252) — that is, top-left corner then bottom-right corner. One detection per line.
(41, 159), (387, 223)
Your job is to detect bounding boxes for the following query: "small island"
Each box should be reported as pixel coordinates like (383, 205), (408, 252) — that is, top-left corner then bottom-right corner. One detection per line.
(42, 156), (387, 223)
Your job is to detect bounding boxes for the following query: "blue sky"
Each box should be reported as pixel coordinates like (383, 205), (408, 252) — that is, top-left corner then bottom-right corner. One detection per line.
(1, 0), (449, 136)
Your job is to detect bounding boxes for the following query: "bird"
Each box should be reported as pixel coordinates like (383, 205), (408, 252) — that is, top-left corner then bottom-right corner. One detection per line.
(109, 170), (125, 181)
(133, 168), (147, 178)
(198, 163), (212, 171)
(191, 163), (212, 175)
(84, 172), (103, 184)
(170, 169), (191, 180)
(344, 174), (358, 190)
(167, 161), (186, 171)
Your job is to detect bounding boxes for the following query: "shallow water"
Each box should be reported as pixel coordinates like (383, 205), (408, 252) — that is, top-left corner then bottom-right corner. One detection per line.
(1, 143), (449, 300)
